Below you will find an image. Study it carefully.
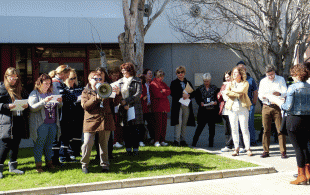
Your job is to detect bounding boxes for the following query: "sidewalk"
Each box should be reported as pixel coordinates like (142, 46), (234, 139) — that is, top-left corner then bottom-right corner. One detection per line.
(3, 120), (306, 195)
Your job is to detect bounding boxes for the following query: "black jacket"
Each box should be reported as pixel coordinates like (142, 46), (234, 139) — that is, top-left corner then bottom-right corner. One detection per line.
(61, 84), (84, 125)
(0, 82), (29, 139)
(170, 78), (196, 127)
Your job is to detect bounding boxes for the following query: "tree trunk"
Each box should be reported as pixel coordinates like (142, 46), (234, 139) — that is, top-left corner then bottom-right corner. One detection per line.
(135, 0), (145, 75)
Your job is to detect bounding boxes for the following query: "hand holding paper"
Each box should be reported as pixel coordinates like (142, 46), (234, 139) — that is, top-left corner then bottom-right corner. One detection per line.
(11, 99), (28, 111)
(183, 83), (194, 94)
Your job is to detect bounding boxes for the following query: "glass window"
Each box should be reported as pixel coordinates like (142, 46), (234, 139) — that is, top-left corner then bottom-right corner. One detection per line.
(35, 47), (86, 58)
(16, 48), (33, 93)
(89, 49), (123, 71)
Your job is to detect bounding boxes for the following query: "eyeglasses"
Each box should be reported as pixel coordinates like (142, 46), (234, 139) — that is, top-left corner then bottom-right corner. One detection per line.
(92, 78), (102, 81)
(69, 77), (76, 80)
(177, 71), (185, 74)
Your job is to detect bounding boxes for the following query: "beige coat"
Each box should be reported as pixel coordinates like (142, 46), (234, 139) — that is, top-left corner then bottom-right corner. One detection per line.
(224, 81), (252, 111)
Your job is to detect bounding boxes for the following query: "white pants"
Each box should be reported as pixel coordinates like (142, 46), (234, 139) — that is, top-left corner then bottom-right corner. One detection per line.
(228, 107), (250, 150)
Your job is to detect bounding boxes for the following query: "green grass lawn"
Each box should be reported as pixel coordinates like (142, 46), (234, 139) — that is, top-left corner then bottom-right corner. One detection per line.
(0, 145), (257, 191)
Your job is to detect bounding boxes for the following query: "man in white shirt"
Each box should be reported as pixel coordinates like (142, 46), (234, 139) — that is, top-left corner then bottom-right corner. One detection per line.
(258, 66), (288, 158)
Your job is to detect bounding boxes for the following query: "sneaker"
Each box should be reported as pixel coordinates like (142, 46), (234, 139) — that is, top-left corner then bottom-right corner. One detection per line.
(154, 141), (161, 147)
(82, 167), (89, 174)
(113, 142), (123, 148)
(221, 147), (231, 152)
(139, 142), (145, 147)
(239, 148), (246, 153)
(247, 149), (253, 156)
(161, 142), (168, 146)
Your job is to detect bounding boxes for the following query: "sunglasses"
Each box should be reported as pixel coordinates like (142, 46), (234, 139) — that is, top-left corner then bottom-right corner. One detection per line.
(92, 78), (102, 81)
(69, 77), (76, 80)
(177, 71), (185, 74)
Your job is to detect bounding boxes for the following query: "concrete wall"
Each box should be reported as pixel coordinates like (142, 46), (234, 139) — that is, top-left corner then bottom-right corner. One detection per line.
(144, 43), (262, 116)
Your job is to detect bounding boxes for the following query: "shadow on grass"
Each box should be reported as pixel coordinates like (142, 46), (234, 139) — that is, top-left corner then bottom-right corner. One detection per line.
(13, 147), (216, 174)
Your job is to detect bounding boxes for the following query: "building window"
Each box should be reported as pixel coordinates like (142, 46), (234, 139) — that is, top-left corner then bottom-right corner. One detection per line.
(16, 47), (33, 92)
(89, 49), (123, 71)
(35, 47), (86, 58)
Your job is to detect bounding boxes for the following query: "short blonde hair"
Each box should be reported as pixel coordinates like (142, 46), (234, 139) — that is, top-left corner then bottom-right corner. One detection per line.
(175, 66), (186, 74)
(232, 67), (247, 82)
(65, 69), (78, 87)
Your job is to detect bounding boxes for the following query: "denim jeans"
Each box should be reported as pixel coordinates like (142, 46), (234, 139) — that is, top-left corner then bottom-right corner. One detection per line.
(248, 104), (256, 143)
(33, 123), (57, 163)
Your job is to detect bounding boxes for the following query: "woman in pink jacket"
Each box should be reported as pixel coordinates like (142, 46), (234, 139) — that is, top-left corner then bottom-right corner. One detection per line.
(150, 70), (171, 147)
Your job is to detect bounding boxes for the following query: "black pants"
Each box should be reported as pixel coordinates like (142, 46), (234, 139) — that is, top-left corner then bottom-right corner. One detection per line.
(0, 136), (22, 164)
(287, 115), (310, 167)
(223, 115), (234, 149)
(143, 113), (155, 140)
(123, 125), (139, 150)
(192, 120), (215, 147)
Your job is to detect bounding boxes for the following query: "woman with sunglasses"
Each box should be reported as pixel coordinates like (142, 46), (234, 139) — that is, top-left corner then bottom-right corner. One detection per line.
(0, 68), (29, 179)
(59, 69), (84, 162)
(80, 71), (120, 174)
(28, 73), (63, 173)
(48, 65), (72, 166)
(170, 66), (196, 146)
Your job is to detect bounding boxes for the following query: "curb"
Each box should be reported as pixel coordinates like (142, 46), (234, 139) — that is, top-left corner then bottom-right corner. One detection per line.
(1, 166), (276, 195)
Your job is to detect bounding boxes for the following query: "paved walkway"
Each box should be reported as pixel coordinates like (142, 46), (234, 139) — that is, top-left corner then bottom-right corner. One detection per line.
(11, 120), (310, 194)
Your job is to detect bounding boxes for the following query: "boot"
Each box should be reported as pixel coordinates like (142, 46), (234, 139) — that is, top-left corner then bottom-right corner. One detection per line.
(0, 164), (4, 179)
(46, 160), (56, 170)
(8, 161), (24, 175)
(35, 162), (44, 173)
(290, 167), (307, 185)
(305, 164), (310, 184)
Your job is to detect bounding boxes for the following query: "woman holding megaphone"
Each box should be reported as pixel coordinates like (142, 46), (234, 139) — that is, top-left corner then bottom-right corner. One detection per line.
(80, 71), (121, 174)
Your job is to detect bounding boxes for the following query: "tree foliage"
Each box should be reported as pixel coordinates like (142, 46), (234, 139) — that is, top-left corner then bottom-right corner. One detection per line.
(168, 0), (310, 80)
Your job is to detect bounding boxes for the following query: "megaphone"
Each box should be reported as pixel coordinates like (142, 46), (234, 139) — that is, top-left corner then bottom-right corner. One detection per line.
(95, 82), (112, 98)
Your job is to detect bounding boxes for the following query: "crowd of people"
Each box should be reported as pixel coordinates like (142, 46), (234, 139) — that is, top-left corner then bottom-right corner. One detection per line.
(1, 61), (310, 185)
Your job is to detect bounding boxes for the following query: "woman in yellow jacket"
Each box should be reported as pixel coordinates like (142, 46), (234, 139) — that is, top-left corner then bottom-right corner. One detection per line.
(223, 66), (253, 156)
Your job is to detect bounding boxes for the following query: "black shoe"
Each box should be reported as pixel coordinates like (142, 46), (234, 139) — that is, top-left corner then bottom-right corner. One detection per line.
(101, 168), (109, 173)
(281, 152), (288, 159)
(173, 141), (180, 146)
(180, 141), (188, 147)
(82, 167), (89, 174)
(260, 152), (270, 158)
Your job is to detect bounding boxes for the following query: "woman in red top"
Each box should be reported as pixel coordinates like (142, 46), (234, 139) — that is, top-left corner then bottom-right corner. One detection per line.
(150, 70), (171, 147)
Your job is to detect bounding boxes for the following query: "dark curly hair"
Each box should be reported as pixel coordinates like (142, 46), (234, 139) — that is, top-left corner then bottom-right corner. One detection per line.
(120, 62), (136, 77)
(290, 64), (309, 82)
